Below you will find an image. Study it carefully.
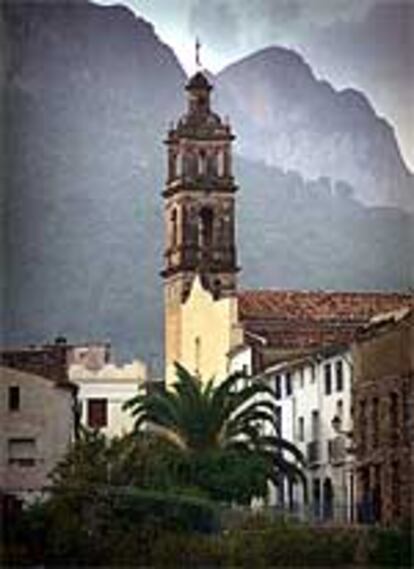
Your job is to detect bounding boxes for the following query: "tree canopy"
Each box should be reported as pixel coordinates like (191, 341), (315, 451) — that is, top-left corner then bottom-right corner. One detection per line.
(123, 363), (306, 503)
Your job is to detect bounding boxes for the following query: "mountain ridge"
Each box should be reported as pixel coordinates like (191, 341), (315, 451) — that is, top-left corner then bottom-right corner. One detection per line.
(215, 45), (413, 211)
(2, 1), (412, 368)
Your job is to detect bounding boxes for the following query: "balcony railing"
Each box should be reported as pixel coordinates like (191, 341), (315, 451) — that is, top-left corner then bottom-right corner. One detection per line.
(328, 436), (347, 464)
(307, 441), (320, 465)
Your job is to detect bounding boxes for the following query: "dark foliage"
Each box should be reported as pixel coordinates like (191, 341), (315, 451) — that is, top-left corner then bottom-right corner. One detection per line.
(3, 505), (412, 567)
(124, 363), (306, 503)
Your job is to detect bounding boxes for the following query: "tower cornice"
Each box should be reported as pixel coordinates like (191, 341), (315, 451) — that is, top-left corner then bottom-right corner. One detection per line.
(164, 129), (234, 144)
(162, 180), (238, 198)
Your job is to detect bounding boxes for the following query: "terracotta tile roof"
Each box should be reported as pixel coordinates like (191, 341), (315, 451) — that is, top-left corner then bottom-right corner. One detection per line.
(237, 290), (414, 351)
(238, 290), (413, 321)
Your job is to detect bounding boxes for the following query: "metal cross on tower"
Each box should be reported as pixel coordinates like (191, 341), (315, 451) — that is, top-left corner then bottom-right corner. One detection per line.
(195, 37), (201, 68)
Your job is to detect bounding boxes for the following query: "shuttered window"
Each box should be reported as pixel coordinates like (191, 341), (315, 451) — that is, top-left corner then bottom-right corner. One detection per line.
(8, 438), (36, 466)
(9, 386), (20, 411)
(324, 364), (332, 395)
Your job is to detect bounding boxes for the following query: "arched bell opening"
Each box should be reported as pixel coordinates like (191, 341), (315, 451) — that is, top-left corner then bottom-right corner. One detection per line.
(199, 206), (214, 251)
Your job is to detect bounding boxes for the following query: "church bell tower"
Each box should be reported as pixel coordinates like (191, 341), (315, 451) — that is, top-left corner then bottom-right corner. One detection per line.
(162, 70), (239, 379)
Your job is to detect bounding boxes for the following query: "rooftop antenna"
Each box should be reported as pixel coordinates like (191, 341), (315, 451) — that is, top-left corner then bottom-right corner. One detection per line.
(195, 36), (202, 70)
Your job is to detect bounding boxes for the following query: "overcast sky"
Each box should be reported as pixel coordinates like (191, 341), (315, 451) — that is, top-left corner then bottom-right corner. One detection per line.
(94, 0), (414, 170)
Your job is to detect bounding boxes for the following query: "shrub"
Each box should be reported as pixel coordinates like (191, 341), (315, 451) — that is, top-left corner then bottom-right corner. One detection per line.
(150, 533), (227, 568)
(225, 525), (357, 567)
(6, 493), (413, 567)
(149, 522), (359, 568)
(367, 526), (413, 567)
(14, 487), (219, 566)
(107, 487), (220, 534)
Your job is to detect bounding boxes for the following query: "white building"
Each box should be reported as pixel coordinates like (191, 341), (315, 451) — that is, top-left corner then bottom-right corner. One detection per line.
(0, 366), (77, 502)
(69, 350), (147, 437)
(260, 346), (354, 521)
(228, 343), (355, 521)
(227, 342), (253, 377)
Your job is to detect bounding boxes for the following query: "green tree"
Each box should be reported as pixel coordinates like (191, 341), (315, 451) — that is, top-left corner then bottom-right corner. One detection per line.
(123, 363), (306, 504)
(49, 427), (176, 490)
(25, 430), (219, 565)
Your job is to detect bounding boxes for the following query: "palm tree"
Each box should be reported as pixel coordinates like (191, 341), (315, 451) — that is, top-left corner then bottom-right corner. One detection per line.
(123, 363), (306, 499)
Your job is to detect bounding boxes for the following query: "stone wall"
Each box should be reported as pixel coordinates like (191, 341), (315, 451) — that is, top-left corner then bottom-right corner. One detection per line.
(352, 311), (413, 525)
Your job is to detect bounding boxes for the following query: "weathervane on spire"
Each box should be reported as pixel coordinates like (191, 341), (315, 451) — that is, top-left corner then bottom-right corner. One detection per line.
(195, 37), (202, 69)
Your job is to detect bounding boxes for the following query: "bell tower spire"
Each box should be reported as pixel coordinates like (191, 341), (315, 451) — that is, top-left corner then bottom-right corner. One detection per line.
(162, 70), (239, 379)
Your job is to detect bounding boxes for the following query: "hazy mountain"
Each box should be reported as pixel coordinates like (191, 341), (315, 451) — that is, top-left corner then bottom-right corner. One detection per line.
(2, 1), (412, 368)
(236, 160), (413, 291)
(2, 0), (186, 365)
(215, 47), (414, 211)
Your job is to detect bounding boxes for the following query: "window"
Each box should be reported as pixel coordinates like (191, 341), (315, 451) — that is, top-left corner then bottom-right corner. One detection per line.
(87, 399), (108, 429)
(391, 461), (400, 519)
(170, 209), (178, 248)
(168, 149), (177, 180)
(176, 152), (183, 177)
(312, 478), (321, 519)
(310, 365), (316, 382)
(8, 386), (20, 411)
(311, 410), (320, 440)
(8, 438), (36, 467)
(372, 397), (379, 448)
(324, 363), (332, 395)
(359, 399), (367, 452)
(298, 417), (305, 442)
(212, 278), (221, 299)
(218, 149), (225, 177)
(185, 150), (197, 177)
(402, 383), (410, 443)
(275, 406), (282, 433)
(199, 207), (214, 249)
(373, 465), (382, 523)
(206, 152), (217, 177)
(389, 392), (399, 443)
(274, 374), (282, 399)
(285, 372), (292, 396)
(198, 149), (206, 175)
(335, 360), (344, 392)
(299, 368), (305, 388)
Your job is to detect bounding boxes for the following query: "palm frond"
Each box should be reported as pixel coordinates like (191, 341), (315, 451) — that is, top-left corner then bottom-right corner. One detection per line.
(258, 435), (307, 465)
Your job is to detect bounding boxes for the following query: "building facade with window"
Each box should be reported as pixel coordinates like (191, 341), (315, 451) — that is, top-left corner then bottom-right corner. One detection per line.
(352, 308), (413, 526)
(69, 356), (147, 437)
(0, 366), (77, 501)
(257, 346), (355, 521)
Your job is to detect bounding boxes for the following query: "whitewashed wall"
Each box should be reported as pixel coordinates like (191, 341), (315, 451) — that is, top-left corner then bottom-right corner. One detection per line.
(69, 360), (146, 438)
(259, 350), (355, 520)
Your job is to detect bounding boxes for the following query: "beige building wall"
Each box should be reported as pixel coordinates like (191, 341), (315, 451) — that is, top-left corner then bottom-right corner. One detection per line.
(353, 309), (413, 383)
(0, 366), (75, 500)
(164, 276), (184, 387)
(166, 275), (242, 386)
